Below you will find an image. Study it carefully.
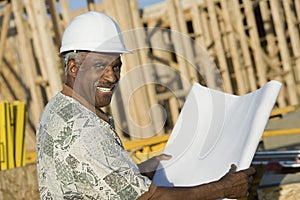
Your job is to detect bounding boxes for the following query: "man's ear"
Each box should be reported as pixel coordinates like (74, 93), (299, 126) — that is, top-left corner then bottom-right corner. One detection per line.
(67, 59), (78, 78)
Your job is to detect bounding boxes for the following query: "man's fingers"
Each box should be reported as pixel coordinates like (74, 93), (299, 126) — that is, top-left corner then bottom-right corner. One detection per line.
(230, 164), (237, 172)
(157, 154), (172, 161)
(239, 167), (256, 176)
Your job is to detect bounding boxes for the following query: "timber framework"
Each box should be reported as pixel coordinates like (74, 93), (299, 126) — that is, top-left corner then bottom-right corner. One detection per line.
(0, 0), (300, 147)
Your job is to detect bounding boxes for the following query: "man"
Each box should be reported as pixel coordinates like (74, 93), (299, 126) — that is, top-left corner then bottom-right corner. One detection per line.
(36, 11), (255, 199)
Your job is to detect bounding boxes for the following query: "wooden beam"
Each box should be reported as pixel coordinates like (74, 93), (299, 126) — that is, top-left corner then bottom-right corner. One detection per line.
(87, 0), (96, 11)
(46, 0), (63, 48)
(220, 0), (246, 94)
(11, 0), (44, 125)
(283, 0), (300, 91)
(270, 0), (298, 105)
(0, 2), (12, 73)
(166, 0), (191, 90)
(59, 0), (72, 28)
(259, 0), (286, 107)
(129, 0), (165, 135)
(205, 0), (233, 93)
(230, 0), (257, 92)
(24, 0), (62, 97)
(244, 0), (267, 88)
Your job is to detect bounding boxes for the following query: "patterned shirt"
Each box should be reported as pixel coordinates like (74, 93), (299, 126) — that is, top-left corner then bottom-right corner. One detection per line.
(36, 86), (153, 199)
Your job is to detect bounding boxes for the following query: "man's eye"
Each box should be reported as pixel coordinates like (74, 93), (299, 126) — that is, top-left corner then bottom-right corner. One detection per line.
(113, 66), (120, 72)
(94, 64), (106, 69)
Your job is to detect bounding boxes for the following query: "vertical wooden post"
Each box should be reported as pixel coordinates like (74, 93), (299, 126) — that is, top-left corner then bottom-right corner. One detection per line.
(283, 0), (300, 96)
(46, 0), (64, 48)
(59, 0), (72, 28)
(259, 0), (286, 107)
(189, 0), (220, 90)
(244, 0), (267, 88)
(220, 0), (246, 94)
(0, 2), (12, 72)
(189, 0), (206, 48)
(205, 0), (233, 93)
(270, 0), (298, 105)
(87, 0), (96, 11)
(147, 21), (181, 129)
(295, 0), (300, 27)
(105, 0), (159, 138)
(129, 0), (165, 135)
(230, 0), (257, 92)
(23, 1), (51, 97)
(174, 0), (199, 84)
(11, 0), (44, 126)
(25, 0), (62, 97)
(166, 0), (192, 91)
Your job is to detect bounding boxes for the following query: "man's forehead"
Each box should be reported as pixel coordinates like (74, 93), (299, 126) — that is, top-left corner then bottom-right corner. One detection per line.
(83, 52), (121, 61)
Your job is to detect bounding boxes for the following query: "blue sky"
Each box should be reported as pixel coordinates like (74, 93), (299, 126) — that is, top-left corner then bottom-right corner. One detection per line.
(68, 0), (164, 10)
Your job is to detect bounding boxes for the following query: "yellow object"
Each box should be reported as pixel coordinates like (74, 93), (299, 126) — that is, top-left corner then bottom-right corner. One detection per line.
(6, 101), (15, 169)
(270, 105), (298, 118)
(13, 101), (26, 167)
(263, 128), (300, 137)
(0, 101), (8, 170)
(0, 101), (27, 170)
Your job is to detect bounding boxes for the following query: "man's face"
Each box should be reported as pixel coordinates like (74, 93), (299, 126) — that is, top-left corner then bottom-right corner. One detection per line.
(74, 52), (122, 108)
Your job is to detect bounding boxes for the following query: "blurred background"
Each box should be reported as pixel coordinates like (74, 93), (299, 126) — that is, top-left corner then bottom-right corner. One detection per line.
(0, 0), (299, 199)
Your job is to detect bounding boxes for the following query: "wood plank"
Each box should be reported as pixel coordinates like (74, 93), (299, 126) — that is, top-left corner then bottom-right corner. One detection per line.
(189, 0), (219, 90)
(243, 0), (267, 88)
(166, 0), (191, 90)
(205, 0), (233, 93)
(46, 0), (63, 47)
(25, 0), (62, 98)
(230, 0), (257, 92)
(11, 0), (44, 126)
(87, 0), (96, 11)
(23, 1), (51, 97)
(174, 0), (199, 84)
(109, 0), (157, 138)
(0, 2), (12, 73)
(59, 0), (72, 28)
(270, 0), (298, 105)
(129, 0), (165, 135)
(220, 0), (246, 94)
(259, 0), (286, 107)
(283, 0), (300, 94)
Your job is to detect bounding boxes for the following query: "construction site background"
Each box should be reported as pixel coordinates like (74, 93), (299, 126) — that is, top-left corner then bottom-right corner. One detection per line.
(0, 0), (300, 199)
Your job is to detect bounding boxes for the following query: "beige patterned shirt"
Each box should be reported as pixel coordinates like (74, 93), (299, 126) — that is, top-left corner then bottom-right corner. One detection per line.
(36, 86), (152, 199)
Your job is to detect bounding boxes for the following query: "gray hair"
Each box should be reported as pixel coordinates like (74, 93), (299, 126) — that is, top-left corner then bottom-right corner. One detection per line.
(63, 52), (85, 75)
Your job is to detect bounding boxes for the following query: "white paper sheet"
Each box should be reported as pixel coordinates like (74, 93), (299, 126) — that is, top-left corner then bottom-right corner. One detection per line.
(153, 80), (282, 187)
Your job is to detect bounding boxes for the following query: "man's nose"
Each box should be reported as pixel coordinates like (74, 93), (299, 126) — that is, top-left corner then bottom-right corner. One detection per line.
(103, 66), (117, 82)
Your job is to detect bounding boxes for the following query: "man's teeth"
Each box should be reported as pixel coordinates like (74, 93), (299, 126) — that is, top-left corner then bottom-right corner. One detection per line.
(97, 87), (111, 92)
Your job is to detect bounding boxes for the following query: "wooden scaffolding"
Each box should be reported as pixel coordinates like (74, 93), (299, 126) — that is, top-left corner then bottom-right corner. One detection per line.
(0, 0), (299, 153)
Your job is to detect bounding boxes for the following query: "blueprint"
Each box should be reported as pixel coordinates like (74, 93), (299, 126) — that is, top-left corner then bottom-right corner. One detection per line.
(153, 81), (282, 187)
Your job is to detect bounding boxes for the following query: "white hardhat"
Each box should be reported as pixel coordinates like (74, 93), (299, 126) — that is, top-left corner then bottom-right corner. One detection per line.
(59, 11), (131, 56)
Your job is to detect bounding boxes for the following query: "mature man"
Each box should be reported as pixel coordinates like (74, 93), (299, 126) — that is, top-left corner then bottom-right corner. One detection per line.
(36, 11), (255, 199)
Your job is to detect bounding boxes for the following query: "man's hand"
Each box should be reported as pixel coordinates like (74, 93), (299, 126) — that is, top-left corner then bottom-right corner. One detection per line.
(139, 164), (256, 200)
(217, 164), (256, 199)
(138, 154), (172, 180)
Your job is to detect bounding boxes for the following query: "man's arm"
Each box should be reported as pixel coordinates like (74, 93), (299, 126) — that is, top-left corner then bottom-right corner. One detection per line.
(139, 165), (256, 200)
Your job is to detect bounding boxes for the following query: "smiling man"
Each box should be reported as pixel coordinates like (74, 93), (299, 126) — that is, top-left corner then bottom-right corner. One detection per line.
(36, 11), (255, 200)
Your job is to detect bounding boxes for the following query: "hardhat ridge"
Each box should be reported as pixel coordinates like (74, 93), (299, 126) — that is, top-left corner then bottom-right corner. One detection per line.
(59, 11), (131, 56)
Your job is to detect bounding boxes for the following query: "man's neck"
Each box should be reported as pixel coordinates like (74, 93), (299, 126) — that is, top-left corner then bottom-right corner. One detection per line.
(61, 84), (110, 123)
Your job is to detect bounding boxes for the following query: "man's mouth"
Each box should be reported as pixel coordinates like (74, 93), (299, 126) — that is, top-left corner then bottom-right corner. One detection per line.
(97, 86), (112, 93)
(96, 84), (116, 93)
